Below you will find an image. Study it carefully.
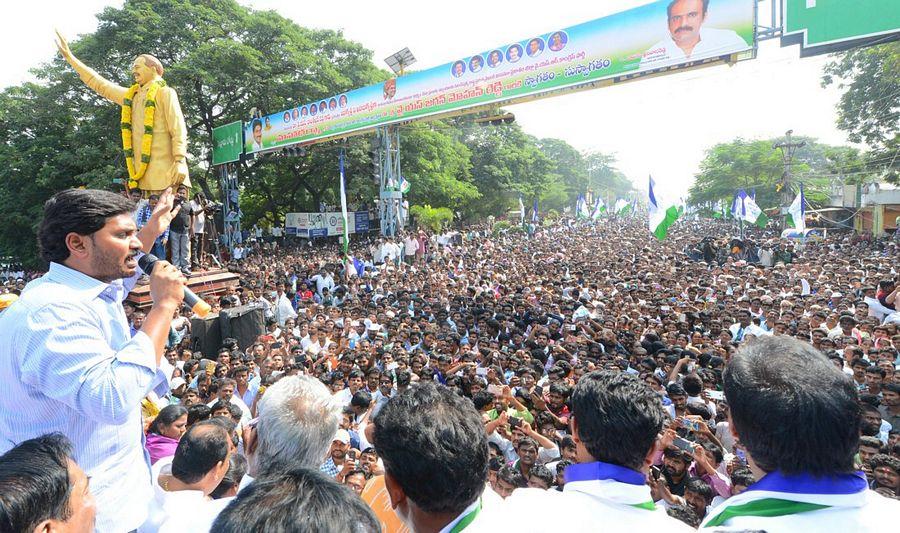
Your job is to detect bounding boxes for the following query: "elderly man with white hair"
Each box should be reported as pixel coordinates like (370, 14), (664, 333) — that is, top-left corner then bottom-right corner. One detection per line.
(180, 374), (341, 532)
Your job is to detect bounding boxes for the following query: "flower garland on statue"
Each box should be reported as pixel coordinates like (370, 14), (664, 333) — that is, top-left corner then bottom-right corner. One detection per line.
(121, 79), (165, 190)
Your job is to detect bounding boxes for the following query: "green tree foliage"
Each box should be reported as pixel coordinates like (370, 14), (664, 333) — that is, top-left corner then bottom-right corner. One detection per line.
(409, 205), (453, 232)
(822, 42), (899, 183)
(686, 137), (855, 211)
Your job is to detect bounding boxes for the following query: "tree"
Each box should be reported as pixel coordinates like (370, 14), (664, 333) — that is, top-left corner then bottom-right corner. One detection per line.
(409, 205), (453, 232)
(686, 137), (852, 210)
(396, 122), (479, 210)
(822, 42), (899, 183)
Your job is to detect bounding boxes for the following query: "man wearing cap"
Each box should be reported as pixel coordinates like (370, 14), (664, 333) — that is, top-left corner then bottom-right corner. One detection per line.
(320, 429), (353, 478)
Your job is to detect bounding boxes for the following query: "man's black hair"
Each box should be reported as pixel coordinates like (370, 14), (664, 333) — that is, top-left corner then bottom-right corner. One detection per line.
(251, 118), (262, 131)
(528, 464), (554, 487)
(666, 504), (700, 529)
(373, 382), (488, 515)
(38, 188), (135, 264)
(685, 476), (714, 503)
(212, 467), (380, 533)
(187, 403), (212, 425)
(859, 436), (883, 451)
(667, 382), (687, 397)
(682, 374), (703, 396)
(496, 465), (528, 488)
(472, 391), (494, 411)
(210, 453), (249, 499)
(488, 456), (505, 472)
(730, 467), (755, 488)
(171, 421), (231, 484)
(0, 433), (75, 533)
(570, 371), (666, 470)
(724, 336), (860, 476)
(350, 391), (372, 409)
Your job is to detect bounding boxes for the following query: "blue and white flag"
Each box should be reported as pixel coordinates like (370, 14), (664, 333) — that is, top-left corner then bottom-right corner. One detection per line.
(532, 199), (539, 223)
(519, 195), (525, 225)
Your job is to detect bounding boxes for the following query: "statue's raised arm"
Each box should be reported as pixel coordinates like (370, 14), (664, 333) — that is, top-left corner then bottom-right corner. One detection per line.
(55, 30), (190, 192)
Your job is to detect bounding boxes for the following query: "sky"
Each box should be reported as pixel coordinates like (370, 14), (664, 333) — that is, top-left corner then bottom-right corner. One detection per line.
(4, 0), (853, 198)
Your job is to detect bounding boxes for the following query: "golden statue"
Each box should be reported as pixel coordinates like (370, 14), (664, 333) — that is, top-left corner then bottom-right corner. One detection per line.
(55, 30), (190, 193)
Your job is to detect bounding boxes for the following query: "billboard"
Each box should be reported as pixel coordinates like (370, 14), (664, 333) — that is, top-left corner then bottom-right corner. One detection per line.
(245, 0), (755, 153)
(285, 211), (371, 237)
(211, 121), (243, 165)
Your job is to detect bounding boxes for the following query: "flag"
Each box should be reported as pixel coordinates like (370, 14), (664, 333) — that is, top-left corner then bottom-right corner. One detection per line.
(613, 198), (631, 216)
(576, 195), (591, 219)
(731, 189), (769, 228)
(399, 175), (410, 194)
(648, 176), (681, 240)
(591, 197), (606, 220)
(532, 199), (538, 223)
(786, 184), (806, 231)
(339, 150), (350, 256)
(518, 195), (525, 225)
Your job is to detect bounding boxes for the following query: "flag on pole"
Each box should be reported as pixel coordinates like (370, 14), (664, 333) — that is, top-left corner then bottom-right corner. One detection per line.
(576, 194), (591, 219)
(614, 198), (632, 216)
(731, 189), (768, 228)
(532, 199), (539, 223)
(648, 176), (681, 240)
(591, 197), (606, 220)
(786, 184), (806, 231)
(339, 150), (350, 256)
(518, 195), (525, 225)
(398, 175), (411, 194)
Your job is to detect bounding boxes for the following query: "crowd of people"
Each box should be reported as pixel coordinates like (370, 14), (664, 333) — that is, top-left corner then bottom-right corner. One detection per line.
(1, 187), (899, 532)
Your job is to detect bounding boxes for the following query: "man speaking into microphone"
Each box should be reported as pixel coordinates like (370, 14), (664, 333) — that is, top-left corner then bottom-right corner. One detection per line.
(0, 187), (186, 532)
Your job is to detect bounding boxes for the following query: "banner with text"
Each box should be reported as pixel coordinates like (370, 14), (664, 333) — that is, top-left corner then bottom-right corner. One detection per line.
(245, 0), (754, 153)
(285, 211), (371, 238)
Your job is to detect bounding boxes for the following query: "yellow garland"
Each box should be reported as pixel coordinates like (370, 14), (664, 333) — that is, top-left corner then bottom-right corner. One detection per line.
(121, 79), (165, 190)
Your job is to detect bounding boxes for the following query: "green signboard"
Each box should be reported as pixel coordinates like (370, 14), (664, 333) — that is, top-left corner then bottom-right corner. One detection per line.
(783, 0), (900, 56)
(211, 121), (243, 165)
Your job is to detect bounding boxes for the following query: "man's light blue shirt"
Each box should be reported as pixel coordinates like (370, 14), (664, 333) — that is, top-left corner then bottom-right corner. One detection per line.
(0, 262), (172, 532)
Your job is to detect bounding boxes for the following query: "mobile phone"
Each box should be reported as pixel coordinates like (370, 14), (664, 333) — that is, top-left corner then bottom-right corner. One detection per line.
(682, 419), (701, 432)
(348, 450), (357, 461)
(271, 342), (283, 349)
(533, 385), (544, 397)
(734, 448), (747, 463)
(705, 389), (725, 401)
(567, 324), (577, 331)
(650, 465), (661, 481)
(476, 367), (488, 377)
(508, 416), (522, 429)
(487, 384), (504, 396)
(673, 437), (694, 454)
(205, 362), (216, 375)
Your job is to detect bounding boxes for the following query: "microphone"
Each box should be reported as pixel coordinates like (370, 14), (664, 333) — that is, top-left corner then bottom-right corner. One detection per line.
(138, 254), (211, 318)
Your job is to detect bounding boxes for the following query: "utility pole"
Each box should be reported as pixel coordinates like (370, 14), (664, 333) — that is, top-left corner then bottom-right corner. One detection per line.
(773, 130), (806, 230)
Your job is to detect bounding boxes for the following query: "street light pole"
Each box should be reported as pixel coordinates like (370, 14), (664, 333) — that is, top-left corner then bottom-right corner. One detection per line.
(773, 129), (806, 230)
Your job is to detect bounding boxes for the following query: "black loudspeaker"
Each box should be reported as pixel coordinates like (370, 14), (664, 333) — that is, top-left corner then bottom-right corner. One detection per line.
(191, 314), (222, 357)
(219, 303), (265, 351)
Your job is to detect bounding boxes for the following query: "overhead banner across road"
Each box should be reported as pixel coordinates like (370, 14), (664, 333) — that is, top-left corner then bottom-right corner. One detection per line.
(245, 0), (755, 153)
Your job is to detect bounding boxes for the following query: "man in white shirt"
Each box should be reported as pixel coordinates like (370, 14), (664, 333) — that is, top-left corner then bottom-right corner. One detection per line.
(729, 309), (769, 343)
(0, 188), (185, 532)
(374, 382), (499, 532)
(141, 421), (231, 533)
(479, 371), (693, 532)
(207, 377), (251, 425)
(403, 234), (419, 264)
(640, 0), (749, 70)
(701, 336), (899, 531)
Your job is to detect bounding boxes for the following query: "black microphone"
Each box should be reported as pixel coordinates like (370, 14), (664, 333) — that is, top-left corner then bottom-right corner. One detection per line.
(138, 254), (211, 318)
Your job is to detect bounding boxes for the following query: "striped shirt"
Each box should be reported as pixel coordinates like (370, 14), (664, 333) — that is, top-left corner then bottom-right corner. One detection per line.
(0, 261), (173, 532)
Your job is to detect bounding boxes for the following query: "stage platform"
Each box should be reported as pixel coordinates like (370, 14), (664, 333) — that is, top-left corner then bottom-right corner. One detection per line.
(127, 268), (240, 309)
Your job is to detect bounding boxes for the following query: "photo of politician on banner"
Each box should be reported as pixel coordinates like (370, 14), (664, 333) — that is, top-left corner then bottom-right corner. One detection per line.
(244, 0), (755, 154)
